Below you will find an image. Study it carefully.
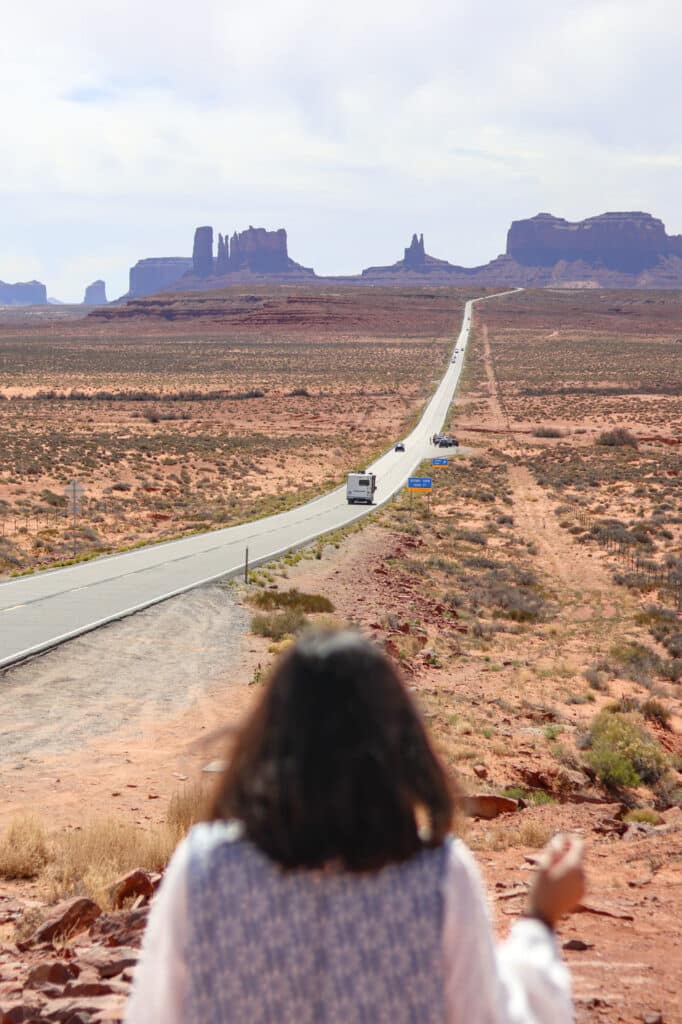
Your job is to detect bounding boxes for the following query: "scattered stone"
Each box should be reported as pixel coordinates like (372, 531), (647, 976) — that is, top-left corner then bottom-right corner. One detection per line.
(202, 760), (227, 773)
(593, 817), (628, 836)
(88, 907), (148, 947)
(473, 764), (489, 780)
(562, 938), (593, 951)
(21, 898), (101, 947)
(26, 960), (79, 988)
(79, 946), (138, 979)
(642, 1013), (663, 1024)
(0, 899), (24, 925)
(108, 869), (154, 910)
(576, 900), (634, 921)
(623, 821), (655, 840)
(462, 794), (518, 819)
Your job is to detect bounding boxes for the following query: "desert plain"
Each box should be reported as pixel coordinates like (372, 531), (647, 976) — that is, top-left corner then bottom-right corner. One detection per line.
(0, 285), (681, 1023)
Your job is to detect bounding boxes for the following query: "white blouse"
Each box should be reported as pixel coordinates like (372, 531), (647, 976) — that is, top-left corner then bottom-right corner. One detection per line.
(126, 825), (573, 1023)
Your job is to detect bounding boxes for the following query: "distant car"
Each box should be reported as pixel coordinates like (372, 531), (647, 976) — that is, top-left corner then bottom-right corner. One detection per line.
(394, 442), (406, 452)
(437, 435), (459, 448)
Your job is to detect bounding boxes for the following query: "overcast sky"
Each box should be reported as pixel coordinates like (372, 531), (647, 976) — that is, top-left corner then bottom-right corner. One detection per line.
(2, 0), (682, 301)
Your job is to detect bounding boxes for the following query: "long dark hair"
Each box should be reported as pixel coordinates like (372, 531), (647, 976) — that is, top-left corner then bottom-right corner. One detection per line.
(210, 629), (455, 871)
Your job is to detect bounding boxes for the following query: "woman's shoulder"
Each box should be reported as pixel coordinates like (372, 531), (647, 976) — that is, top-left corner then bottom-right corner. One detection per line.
(183, 820), (250, 868)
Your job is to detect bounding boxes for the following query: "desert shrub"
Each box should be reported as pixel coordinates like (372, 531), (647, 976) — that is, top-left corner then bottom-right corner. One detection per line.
(640, 698), (672, 729)
(251, 609), (309, 641)
(0, 816), (49, 879)
(533, 427), (564, 438)
(653, 774), (682, 809)
(427, 556), (458, 574)
(585, 711), (668, 788)
(112, 482), (132, 492)
(609, 641), (663, 686)
(583, 666), (609, 692)
(664, 658), (682, 682)
(623, 807), (662, 825)
(457, 529), (488, 547)
(596, 427), (638, 448)
(463, 555), (502, 570)
(250, 588), (333, 614)
(490, 585), (548, 623)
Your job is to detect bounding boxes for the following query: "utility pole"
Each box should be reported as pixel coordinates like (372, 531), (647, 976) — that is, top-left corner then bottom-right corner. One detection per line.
(64, 480), (85, 559)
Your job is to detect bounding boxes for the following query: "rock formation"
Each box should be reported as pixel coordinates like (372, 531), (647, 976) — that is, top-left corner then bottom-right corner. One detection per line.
(0, 280), (47, 305)
(404, 233), (426, 269)
(185, 224), (315, 281)
(228, 226), (291, 273)
(360, 214), (682, 288)
(362, 234), (457, 279)
(506, 211), (682, 273)
(83, 280), (107, 305)
(127, 258), (193, 299)
(192, 226), (214, 277)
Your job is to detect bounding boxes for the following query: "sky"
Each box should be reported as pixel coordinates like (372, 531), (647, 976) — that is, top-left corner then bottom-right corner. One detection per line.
(2, 0), (682, 301)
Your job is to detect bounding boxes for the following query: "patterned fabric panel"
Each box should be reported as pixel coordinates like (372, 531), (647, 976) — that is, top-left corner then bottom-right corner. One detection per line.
(185, 825), (448, 1024)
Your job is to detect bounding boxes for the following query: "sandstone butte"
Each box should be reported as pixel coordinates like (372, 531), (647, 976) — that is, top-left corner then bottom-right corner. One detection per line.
(9, 210), (682, 304)
(83, 280), (108, 306)
(119, 210), (682, 300)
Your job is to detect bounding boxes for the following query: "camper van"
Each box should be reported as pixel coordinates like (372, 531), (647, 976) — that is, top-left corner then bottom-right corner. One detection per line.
(346, 472), (377, 505)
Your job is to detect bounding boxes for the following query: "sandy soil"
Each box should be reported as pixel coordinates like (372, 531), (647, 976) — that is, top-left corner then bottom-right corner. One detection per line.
(1, 287), (681, 1022)
(0, 286), (479, 575)
(0, 585), (253, 830)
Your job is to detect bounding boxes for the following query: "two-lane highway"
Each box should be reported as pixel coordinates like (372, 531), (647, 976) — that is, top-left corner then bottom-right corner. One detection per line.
(0, 291), (516, 669)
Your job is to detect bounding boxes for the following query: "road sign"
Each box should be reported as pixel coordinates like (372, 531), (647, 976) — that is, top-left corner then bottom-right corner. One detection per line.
(432, 457), (449, 466)
(408, 477), (432, 490)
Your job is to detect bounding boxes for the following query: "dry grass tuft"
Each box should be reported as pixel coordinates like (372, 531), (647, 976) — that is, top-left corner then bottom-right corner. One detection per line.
(0, 816), (49, 879)
(0, 784), (210, 907)
(46, 819), (178, 908)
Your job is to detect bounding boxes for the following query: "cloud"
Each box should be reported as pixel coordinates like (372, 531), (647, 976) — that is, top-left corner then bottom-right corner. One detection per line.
(1, 0), (682, 299)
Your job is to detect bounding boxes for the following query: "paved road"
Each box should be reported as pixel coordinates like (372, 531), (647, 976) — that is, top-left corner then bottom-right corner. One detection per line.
(0, 290), (516, 668)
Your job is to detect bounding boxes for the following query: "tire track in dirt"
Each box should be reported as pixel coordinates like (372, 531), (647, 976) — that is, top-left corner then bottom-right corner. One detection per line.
(481, 321), (511, 430)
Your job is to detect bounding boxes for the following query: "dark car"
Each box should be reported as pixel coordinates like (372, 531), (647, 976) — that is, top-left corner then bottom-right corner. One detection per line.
(394, 442), (406, 452)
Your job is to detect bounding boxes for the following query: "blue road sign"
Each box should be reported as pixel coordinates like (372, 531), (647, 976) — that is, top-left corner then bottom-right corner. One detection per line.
(432, 457), (449, 466)
(408, 477), (433, 490)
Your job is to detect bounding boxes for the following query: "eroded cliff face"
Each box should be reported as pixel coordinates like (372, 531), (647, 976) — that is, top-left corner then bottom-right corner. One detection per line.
(0, 280), (47, 305)
(360, 216), (682, 288)
(191, 224), (313, 277)
(83, 280), (107, 305)
(506, 212), (682, 272)
(128, 258), (193, 298)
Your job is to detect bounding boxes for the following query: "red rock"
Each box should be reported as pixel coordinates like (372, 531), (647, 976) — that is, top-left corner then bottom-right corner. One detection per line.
(79, 946), (138, 979)
(0, 1003), (43, 1023)
(62, 979), (118, 997)
(88, 907), (148, 947)
(562, 938), (593, 951)
(461, 794), (518, 819)
(21, 899), (101, 947)
(33, 994), (128, 1020)
(26, 961), (79, 988)
(107, 870), (153, 910)
(473, 764), (489, 780)
(576, 900), (634, 921)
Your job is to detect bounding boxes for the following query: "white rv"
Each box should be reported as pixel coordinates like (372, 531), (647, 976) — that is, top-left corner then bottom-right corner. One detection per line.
(346, 471), (377, 505)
